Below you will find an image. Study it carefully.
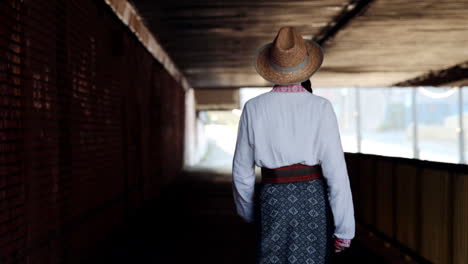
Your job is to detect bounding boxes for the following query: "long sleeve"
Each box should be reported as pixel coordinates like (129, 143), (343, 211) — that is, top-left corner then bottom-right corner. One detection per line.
(232, 102), (256, 223)
(317, 100), (355, 240)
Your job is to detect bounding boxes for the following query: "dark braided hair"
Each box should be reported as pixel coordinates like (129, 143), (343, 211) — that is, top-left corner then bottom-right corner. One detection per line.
(301, 79), (312, 93)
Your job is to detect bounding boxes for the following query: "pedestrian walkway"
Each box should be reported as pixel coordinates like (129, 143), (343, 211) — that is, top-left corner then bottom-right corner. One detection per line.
(89, 169), (393, 264)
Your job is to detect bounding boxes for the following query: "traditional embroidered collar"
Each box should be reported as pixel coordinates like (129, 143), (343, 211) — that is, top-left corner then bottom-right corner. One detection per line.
(271, 83), (308, 93)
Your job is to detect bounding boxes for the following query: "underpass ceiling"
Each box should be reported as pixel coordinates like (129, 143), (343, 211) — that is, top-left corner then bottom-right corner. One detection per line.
(130, 0), (468, 88)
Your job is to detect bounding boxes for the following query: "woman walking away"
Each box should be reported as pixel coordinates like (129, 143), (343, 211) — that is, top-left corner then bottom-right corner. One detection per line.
(232, 26), (355, 264)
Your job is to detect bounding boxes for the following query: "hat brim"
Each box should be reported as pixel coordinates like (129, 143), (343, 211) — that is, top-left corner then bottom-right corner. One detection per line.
(253, 39), (324, 85)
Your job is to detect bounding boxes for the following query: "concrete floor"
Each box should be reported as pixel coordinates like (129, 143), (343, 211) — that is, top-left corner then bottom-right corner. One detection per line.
(89, 168), (391, 264)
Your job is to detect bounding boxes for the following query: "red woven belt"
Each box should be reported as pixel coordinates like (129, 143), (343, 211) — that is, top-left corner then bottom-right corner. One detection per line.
(260, 163), (323, 183)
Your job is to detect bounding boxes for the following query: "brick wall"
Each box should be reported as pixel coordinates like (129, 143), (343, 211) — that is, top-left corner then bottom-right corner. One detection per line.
(0, 0), (186, 262)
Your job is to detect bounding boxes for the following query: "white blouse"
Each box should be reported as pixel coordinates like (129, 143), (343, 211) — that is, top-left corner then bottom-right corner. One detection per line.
(231, 84), (355, 240)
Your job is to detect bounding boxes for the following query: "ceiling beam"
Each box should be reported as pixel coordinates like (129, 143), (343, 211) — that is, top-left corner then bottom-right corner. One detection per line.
(313, 0), (374, 45)
(393, 61), (468, 87)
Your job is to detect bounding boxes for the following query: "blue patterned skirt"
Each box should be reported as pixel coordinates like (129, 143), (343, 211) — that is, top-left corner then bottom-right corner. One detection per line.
(254, 164), (335, 264)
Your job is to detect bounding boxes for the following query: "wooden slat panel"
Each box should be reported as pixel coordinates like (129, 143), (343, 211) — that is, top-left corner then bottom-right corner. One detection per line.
(345, 153), (361, 221)
(358, 156), (375, 225)
(375, 159), (394, 238)
(419, 168), (450, 264)
(453, 173), (468, 264)
(347, 154), (467, 263)
(395, 164), (418, 251)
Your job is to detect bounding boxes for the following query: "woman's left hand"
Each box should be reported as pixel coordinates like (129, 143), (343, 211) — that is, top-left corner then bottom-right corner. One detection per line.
(334, 236), (352, 253)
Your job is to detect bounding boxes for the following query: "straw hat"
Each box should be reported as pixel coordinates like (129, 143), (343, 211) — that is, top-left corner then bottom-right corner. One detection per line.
(253, 26), (324, 85)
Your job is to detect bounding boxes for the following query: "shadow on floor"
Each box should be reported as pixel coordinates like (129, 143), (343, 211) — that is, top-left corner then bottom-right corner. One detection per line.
(89, 170), (388, 264)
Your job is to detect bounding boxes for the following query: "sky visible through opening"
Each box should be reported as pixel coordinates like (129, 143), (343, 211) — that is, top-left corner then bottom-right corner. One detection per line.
(193, 86), (468, 172)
